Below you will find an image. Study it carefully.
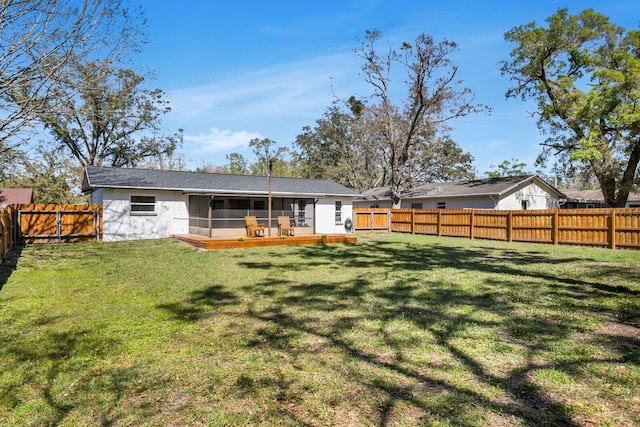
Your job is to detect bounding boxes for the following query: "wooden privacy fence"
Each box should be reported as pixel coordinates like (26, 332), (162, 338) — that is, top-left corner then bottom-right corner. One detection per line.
(13, 204), (102, 244)
(0, 208), (13, 261)
(353, 208), (640, 249)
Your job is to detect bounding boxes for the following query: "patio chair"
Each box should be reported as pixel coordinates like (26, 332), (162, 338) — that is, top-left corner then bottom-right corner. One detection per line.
(245, 216), (265, 237)
(277, 216), (295, 236)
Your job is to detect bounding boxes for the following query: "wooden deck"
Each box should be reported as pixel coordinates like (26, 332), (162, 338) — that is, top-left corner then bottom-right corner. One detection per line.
(172, 234), (357, 250)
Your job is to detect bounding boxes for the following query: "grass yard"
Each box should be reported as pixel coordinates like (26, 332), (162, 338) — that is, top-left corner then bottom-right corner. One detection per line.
(0, 234), (639, 426)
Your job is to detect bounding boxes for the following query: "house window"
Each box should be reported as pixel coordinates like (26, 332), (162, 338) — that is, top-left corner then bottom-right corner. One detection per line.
(335, 201), (342, 224)
(411, 202), (423, 209)
(521, 200), (529, 210)
(437, 202), (446, 209)
(130, 195), (156, 215)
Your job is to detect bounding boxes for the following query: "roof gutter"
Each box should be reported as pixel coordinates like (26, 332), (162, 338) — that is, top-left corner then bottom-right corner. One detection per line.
(88, 185), (359, 198)
(369, 191), (502, 201)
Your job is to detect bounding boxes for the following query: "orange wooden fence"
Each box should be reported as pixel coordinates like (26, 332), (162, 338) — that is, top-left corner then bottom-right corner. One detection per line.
(353, 208), (392, 233)
(13, 204), (102, 244)
(353, 208), (640, 249)
(0, 208), (13, 261)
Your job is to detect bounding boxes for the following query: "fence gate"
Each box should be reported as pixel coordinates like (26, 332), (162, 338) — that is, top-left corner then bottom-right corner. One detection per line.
(353, 209), (391, 233)
(14, 204), (102, 244)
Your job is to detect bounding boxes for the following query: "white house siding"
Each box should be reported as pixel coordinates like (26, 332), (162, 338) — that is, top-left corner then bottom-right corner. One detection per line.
(98, 189), (189, 242)
(315, 198), (354, 234)
(399, 197), (496, 210)
(496, 182), (560, 210)
(354, 197), (497, 210)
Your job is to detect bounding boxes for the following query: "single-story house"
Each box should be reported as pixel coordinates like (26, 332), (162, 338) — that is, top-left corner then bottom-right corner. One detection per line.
(561, 189), (640, 209)
(81, 165), (360, 242)
(0, 188), (34, 207)
(354, 175), (564, 210)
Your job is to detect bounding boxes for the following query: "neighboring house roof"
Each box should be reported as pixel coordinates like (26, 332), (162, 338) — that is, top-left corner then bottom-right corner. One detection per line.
(82, 165), (360, 197)
(0, 188), (34, 205)
(360, 175), (563, 201)
(562, 189), (640, 203)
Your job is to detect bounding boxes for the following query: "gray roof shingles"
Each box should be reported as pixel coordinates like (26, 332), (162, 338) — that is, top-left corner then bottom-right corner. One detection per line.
(360, 175), (561, 200)
(83, 165), (359, 197)
(563, 189), (640, 202)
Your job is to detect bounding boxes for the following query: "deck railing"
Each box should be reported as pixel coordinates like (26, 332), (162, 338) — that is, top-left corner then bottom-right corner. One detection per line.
(189, 209), (312, 230)
(353, 208), (640, 249)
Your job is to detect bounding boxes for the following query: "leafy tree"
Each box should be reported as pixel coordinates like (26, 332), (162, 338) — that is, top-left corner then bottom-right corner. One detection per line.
(355, 30), (489, 207)
(500, 8), (640, 207)
(295, 99), (384, 191)
(224, 152), (250, 175)
(485, 158), (529, 178)
(248, 138), (290, 176)
(295, 95), (476, 191)
(0, 0), (143, 148)
(1, 145), (84, 204)
(197, 153), (250, 175)
(410, 136), (476, 182)
(0, 145), (26, 183)
(139, 151), (188, 171)
(197, 139), (296, 177)
(195, 164), (227, 174)
(33, 61), (182, 167)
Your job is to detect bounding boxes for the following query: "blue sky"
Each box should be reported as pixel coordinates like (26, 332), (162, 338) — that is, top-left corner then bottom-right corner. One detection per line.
(137, 0), (640, 176)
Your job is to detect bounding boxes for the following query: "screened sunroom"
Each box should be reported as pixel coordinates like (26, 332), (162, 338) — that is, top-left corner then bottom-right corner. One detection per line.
(188, 195), (315, 237)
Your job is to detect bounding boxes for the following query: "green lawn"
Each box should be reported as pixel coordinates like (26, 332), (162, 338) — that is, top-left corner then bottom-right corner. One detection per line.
(0, 234), (638, 426)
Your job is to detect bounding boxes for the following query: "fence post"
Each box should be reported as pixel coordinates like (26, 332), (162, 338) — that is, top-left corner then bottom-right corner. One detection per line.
(437, 210), (442, 236)
(94, 209), (101, 242)
(57, 210), (62, 243)
(16, 209), (21, 245)
(609, 210), (616, 250)
(552, 211), (559, 245)
(469, 210), (475, 239)
(507, 211), (513, 242)
(411, 209), (415, 234)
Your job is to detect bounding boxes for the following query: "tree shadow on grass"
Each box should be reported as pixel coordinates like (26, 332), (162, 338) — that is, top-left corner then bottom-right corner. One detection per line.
(232, 238), (638, 425)
(0, 245), (23, 292)
(0, 323), (167, 426)
(157, 284), (238, 322)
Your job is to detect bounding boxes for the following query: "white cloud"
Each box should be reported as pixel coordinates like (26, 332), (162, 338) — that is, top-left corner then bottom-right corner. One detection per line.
(163, 50), (367, 165)
(184, 128), (262, 153)
(167, 51), (363, 126)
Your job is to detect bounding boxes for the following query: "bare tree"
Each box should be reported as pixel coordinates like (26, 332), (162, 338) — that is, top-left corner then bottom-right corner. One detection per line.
(0, 0), (144, 148)
(355, 30), (489, 207)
